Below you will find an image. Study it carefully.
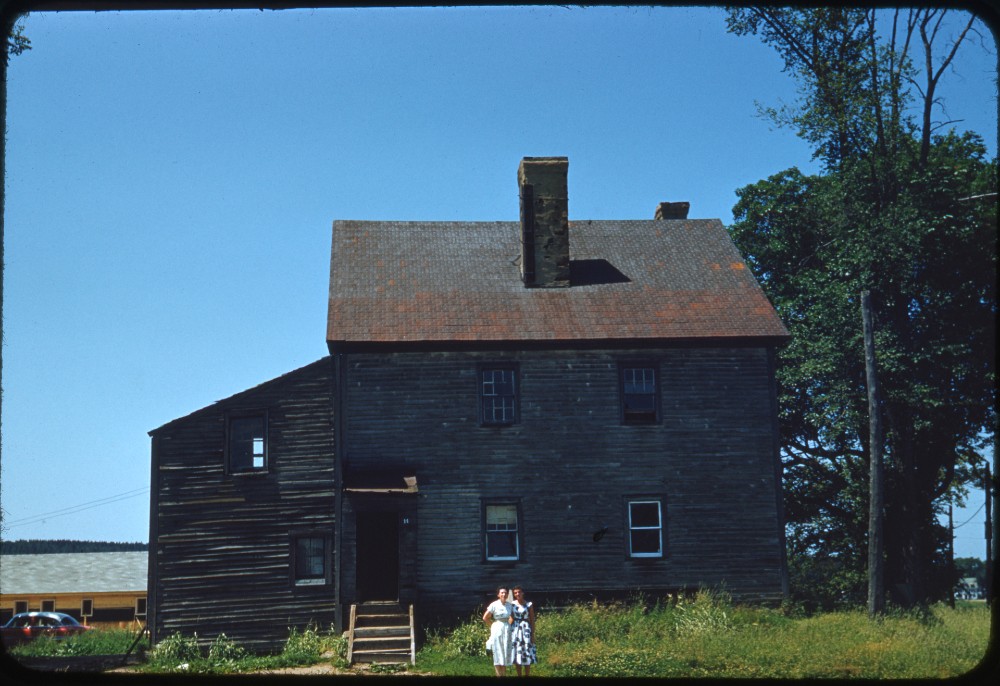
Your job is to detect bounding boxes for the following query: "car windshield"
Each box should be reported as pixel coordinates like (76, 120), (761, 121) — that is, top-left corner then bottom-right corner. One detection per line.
(61, 617), (78, 626)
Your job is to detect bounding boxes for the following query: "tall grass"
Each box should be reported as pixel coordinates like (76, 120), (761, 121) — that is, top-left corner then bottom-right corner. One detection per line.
(141, 625), (348, 674)
(416, 592), (991, 678)
(8, 628), (147, 657)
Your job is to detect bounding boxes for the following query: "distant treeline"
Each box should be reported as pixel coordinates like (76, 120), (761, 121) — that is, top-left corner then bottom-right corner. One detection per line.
(0, 539), (148, 554)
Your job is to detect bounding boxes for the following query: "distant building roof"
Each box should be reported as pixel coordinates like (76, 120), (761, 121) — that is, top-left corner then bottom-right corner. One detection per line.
(0, 552), (147, 595)
(326, 219), (789, 347)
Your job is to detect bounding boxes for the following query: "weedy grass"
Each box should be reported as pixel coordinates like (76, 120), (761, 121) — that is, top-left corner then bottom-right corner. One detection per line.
(8, 628), (147, 657)
(141, 625), (348, 674)
(415, 591), (991, 679)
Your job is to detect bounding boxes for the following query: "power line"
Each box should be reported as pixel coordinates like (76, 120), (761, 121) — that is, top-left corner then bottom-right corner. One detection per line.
(3, 487), (150, 530)
(953, 503), (985, 529)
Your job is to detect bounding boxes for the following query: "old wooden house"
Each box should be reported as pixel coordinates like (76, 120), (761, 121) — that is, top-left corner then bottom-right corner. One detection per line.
(148, 157), (790, 653)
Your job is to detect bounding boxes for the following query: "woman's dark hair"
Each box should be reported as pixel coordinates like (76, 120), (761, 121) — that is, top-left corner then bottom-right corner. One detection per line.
(512, 585), (524, 595)
(497, 586), (507, 596)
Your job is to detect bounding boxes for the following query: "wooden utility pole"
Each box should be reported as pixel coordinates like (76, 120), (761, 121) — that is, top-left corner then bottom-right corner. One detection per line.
(862, 291), (885, 617)
(948, 503), (955, 608)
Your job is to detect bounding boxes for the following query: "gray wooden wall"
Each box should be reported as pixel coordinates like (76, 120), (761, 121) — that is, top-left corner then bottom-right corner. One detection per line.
(340, 346), (786, 619)
(149, 358), (336, 651)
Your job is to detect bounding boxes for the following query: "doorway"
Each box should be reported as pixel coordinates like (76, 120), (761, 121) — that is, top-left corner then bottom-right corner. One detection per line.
(356, 511), (399, 601)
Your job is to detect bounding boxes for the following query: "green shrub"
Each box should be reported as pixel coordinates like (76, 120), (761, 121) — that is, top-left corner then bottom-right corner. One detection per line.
(422, 613), (487, 658)
(207, 633), (246, 667)
(672, 589), (732, 635)
(277, 626), (323, 664)
(147, 632), (203, 671)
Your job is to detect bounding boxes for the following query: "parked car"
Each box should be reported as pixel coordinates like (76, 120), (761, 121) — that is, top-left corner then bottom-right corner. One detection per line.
(1, 612), (92, 646)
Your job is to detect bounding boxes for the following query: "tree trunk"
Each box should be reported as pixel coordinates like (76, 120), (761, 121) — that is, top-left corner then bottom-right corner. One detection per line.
(862, 291), (885, 616)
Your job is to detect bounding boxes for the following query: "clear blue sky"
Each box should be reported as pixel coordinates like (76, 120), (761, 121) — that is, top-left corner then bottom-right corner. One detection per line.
(1, 6), (996, 560)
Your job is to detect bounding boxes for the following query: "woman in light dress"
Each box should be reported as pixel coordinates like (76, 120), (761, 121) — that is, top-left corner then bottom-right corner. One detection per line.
(482, 587), (514, 675)
(511, 586), (537, 676)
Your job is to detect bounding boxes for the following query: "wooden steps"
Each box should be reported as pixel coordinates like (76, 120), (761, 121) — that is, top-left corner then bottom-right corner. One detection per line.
(347, 601), (415, 665)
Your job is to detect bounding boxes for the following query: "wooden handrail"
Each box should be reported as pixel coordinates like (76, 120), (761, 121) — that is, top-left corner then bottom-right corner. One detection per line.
(346, 604), (357, 665)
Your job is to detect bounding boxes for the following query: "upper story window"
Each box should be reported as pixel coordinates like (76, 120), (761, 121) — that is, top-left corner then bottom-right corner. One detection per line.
(485, 503), (520, 561)
(620, 364), (659, 424)
(227, 414), (267, 473)
(480, 366), (518, 426)
(627, 499), (664, 558)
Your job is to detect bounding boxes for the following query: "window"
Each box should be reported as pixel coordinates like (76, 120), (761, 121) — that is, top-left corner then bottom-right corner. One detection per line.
(628, 500), (663, 558)
(14, 601), (27, 614)
(292, 536), (329, 586)
(135, 597), (147, 618)
(485, 503), (520, 561)
(620, 364), (659, 424)
(227, 414), (267, 472)
(40, 599), (55, 612)
(480, 366), (518, 425)
(81, 599), (93, 617)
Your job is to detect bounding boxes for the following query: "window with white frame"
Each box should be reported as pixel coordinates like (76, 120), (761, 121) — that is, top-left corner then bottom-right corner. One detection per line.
(227, 414), (267, 472)
(81, 599), (93, 617)
(41, 599), (55, 612)
(14, 600), (28, 614)
(628, 500), (663, 558)
(135, 597), (147, 618)
(485, 503), (520, 561)
(480, 367), (517, 425)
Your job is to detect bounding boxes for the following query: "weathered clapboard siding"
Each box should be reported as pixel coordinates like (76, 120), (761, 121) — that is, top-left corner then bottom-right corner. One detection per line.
(149, 357), (336, 652)
(340, 345), (785, 618)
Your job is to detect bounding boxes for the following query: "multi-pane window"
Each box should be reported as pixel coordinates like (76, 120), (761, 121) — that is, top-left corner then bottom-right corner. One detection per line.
(628, 500), (663, 558)
(480, 367), (517, 425)
(293, 536), (328, 585)
(621, 365), (658, 424)
(228, 415), (267, 472)
(485, 504), (520, 561)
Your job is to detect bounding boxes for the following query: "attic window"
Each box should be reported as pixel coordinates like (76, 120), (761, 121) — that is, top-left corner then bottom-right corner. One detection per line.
(227, 414), (268, 473)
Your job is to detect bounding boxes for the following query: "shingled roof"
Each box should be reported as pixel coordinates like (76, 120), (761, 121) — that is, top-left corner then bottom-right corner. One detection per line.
(326, 218), (789, 347)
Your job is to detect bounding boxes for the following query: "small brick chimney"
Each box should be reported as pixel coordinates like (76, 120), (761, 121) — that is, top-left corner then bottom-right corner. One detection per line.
(654, 202), (690, 220)
(519, 157), (570, 288)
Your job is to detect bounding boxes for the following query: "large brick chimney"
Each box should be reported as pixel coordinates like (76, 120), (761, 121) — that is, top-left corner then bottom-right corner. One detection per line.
(518, 156), (570, 288)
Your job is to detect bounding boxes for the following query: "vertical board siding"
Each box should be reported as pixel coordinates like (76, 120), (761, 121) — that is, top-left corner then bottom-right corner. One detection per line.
(342, 347), (785, 618)
(151, 358), (336, 652)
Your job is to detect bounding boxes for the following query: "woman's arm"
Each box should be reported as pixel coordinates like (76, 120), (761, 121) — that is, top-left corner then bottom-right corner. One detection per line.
(529, 604), (536, 635)
(483, 606), (493, 624)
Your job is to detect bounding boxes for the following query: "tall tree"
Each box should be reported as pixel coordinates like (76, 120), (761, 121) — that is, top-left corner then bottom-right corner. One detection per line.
(726, 7), (996, 607)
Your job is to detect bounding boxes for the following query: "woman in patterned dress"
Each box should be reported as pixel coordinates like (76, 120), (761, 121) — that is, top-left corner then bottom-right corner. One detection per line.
(482, 587), (514, 675)
(511, 586), (537, 676)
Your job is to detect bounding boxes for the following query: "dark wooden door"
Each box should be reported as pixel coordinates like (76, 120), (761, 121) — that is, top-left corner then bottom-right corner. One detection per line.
(356, 511), (399, 601)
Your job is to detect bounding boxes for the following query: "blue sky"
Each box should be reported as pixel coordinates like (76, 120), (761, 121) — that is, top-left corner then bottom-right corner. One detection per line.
(1, 6), (996, 559)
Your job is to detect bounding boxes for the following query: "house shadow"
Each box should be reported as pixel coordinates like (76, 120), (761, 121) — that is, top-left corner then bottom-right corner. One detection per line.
(570, 258), (631, 286)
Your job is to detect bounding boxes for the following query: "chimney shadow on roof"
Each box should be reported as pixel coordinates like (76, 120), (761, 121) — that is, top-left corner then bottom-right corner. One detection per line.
(570, 259), (631, 287)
